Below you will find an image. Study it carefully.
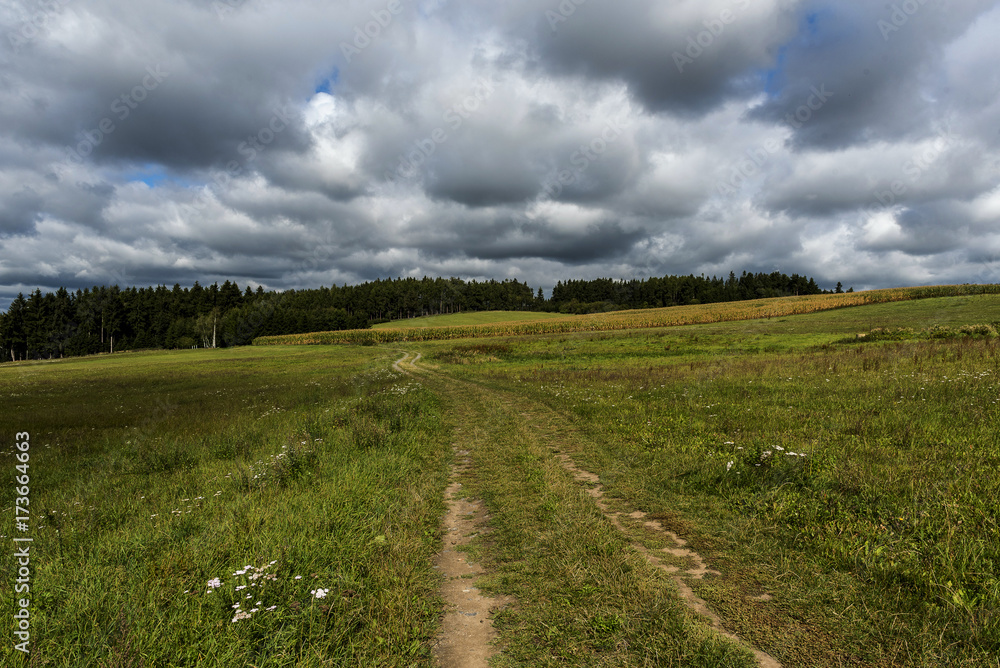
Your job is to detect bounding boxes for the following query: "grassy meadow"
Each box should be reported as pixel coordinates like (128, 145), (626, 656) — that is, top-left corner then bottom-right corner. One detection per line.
(418, 293), (1000, 666)
(1, 347), (451, 666)
(3, 289), (999, 666)
(413, 366), (761, 668)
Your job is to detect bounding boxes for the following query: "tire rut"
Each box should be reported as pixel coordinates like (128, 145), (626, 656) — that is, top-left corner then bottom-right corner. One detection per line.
(394, 352), (510, 667)
(431, 446), (510, 668)
(403, 353), (778, 667)
(550, 447), (781, 668)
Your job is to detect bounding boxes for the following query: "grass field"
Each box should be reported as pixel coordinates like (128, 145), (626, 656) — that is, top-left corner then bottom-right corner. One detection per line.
(3, 291), (999, 666)
(415, 293), (1000, 666)
(372, 311), (566, 329)
(1, 347), (452, 666)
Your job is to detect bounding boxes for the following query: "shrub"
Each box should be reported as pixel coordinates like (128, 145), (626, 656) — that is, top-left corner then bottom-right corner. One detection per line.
(958, 323), (997, 338)
(865, 327), (915, 341)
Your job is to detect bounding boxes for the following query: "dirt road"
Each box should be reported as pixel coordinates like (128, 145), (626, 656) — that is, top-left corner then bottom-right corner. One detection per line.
(394, 352), (780, 667)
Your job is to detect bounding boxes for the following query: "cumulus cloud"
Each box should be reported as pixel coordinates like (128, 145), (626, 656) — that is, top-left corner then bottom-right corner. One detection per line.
(0, 0), (998, 308)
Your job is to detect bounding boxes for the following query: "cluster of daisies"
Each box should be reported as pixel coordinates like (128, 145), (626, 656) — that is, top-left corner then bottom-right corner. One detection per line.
(192, 560), (333, 623)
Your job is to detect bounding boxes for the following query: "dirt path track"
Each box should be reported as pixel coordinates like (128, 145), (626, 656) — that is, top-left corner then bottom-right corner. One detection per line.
(431, 446), (510, 667)
(549, 437), (781, 668)
(394, 352), (509, 667)
(399, 351), (780, 667)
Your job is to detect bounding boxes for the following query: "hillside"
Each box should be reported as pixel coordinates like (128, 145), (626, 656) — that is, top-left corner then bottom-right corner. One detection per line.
(254, 284), (1000, 346)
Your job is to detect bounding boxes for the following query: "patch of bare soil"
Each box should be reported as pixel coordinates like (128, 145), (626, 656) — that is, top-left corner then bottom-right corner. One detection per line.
(395, 351), (506, 665)
(552, 450), (782, 668)
(432, 447), (511, 668)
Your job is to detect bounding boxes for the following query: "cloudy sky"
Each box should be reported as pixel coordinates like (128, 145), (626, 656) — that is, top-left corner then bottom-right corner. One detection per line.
(1, 0), (999, 308)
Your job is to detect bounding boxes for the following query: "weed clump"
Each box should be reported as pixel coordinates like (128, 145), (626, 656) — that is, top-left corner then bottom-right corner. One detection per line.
(436, 342), (511, 364)
(863, 326), (915, 341)
(860, 323), (997, 343)
(233, 436), (319, 491)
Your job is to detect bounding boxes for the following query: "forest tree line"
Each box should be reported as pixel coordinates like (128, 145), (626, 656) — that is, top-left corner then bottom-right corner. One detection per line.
(550, 271), (831, 313)
(0, 271), (835, 361)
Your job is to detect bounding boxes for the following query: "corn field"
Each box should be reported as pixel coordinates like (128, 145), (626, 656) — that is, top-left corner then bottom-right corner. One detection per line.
(252, 284), (1000, 346)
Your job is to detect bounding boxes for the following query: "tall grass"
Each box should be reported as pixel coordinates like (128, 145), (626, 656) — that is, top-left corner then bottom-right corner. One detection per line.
(0, 347), (451, 666)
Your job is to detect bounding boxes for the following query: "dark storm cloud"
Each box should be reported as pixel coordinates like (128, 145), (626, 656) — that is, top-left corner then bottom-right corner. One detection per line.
(1, 1), (321, 171)
(424, 174), (540, 208)
(1, 0), (999, 311)
(410, 211), (645, 263)
(0, 187), (42, 236)
(475, 0), (804, 115)
(420, 123), (549, 206)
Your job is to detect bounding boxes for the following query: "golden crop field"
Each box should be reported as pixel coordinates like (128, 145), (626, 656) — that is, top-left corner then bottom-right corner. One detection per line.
(253, 284), (1000, 346)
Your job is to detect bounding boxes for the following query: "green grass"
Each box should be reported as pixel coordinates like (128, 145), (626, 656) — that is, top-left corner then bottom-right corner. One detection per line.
(5, 292), (1000, 666)
(430, 293), (1000, 367)
(372, 310), (566, 329)
(418, 294), (1000, 666)
(0, 347), (451, 667)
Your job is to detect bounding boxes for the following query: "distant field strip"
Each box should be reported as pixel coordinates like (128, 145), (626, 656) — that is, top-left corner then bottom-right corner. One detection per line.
(254, 285), (1000, 346)
(373, 311), (566, 329)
